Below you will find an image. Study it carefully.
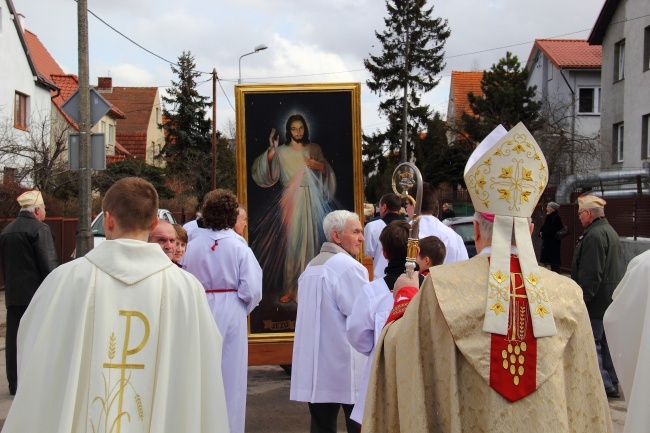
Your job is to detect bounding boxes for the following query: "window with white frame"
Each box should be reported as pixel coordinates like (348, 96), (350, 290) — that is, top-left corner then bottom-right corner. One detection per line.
(641, 114), (650, 159)
(14, 92), (29, 130)
(615, 40), (625, 81)
(614, 122), (624, 163)
(578, 87), (601, 114)
(100, 121), (106, 134)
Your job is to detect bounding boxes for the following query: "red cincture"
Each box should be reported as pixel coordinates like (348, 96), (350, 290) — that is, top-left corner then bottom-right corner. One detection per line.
(489, 257), (538, 402)
(211, 240), (219, 251)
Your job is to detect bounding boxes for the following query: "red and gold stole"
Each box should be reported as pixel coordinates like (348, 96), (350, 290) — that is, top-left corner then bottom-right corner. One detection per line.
(489, 256), (537, 402)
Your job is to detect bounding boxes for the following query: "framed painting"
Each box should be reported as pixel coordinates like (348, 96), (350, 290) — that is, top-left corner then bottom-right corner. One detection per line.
(235, 83), (363, 345)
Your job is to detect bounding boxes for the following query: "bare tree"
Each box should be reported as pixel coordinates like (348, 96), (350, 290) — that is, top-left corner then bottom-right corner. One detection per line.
(0, 111), (72, 193)
(534, 95), (601, 185)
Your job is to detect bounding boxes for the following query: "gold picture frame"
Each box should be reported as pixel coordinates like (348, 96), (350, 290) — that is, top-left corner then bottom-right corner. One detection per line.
(236, 83), (364, 345)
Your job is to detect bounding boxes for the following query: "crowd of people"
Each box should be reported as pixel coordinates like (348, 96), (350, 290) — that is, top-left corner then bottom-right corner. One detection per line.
(0, 121), (646, 433)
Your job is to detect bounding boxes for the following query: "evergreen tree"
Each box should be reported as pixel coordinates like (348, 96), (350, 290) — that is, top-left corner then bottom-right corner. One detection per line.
(414, 113), (473, 190)
(160, 51), (215, 199)
(462, 52), (542, 143)
(364, 0), (450, 165)
(94, 158), (176, 199)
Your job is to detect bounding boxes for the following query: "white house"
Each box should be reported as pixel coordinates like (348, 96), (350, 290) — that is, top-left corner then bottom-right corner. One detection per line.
(526, 39), (602, 183)
(0, 0), (57, 183)
(588, 0), (650, 170)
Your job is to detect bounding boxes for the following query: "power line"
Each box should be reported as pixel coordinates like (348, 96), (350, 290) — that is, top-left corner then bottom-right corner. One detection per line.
(218, 80), (235, 111)
(80, 2), (650, 84)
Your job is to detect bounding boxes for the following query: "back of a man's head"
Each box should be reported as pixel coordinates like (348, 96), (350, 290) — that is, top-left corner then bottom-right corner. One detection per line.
(420, 183), (439, 217)
(380, 193), (402, 213)
(103, 177), (158, 232)
(379, 220), (410, 261)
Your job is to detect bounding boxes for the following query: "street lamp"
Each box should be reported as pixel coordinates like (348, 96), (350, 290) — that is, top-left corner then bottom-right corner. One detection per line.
(238, 44), (268, 84)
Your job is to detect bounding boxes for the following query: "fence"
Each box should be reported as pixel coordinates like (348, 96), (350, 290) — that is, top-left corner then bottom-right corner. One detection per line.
(0, 217), (79, 265)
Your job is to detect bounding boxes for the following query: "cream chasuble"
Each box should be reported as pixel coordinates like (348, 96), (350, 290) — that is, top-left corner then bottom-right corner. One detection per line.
(363, 256), (613, 433)
(3, 239), (229, 433)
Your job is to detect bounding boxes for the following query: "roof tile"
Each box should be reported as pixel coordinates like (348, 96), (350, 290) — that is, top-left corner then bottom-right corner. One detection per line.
(451, 71), (484, 123)
(533, 39), (601, 69)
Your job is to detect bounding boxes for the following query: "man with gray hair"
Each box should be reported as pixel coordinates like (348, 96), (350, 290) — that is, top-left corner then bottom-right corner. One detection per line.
(0, 190), (58, 395)
(571, 193), (625, 398)
(291, 210), (368, 433)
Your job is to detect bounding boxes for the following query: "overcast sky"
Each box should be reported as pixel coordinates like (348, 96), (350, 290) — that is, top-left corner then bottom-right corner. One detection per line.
(14, 0), (604, 136)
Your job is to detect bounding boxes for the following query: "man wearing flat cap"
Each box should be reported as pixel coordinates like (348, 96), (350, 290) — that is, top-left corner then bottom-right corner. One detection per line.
(362, 124), (612, 432)
(571, 193), (625, 398)
(0, 190), (58, 395)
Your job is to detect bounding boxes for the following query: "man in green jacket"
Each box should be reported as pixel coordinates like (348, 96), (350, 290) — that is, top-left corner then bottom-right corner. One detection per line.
(571, 194), (625, 398)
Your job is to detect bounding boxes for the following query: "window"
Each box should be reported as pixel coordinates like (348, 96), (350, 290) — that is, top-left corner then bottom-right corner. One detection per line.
(13, 92), (28, 130)
(578, 87), (601, 114)
(614, 123), (624, 163)
(108, 124), (115, 144)
(641, 114), (650, 158)
(615, 40), (625, 81)
(100, 121), (106, 134)
(643, 26), (650, 71)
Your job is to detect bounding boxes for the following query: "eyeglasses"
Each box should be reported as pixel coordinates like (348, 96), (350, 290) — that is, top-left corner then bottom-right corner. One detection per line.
(577, 210), (589, 217)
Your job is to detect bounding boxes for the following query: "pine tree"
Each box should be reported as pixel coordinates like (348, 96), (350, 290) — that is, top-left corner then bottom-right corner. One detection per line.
(462, 52), (542, 143)
(364, 0), (450, 165)
(160, 51), (214, 199)
(414, 113), (473, 190)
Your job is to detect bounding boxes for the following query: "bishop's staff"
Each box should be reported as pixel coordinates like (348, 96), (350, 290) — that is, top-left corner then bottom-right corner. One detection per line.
(391, 162), (423, 278)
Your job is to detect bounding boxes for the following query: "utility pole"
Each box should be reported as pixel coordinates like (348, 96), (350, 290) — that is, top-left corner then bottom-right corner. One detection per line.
(211, 68), (217, 190)
(76, 0), (92, 257)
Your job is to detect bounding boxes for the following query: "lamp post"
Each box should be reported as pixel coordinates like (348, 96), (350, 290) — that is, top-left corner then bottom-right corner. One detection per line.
(238, 44), (268, 84)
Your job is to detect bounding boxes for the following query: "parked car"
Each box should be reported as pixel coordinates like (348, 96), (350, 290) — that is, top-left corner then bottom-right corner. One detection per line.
(91, 209), (176, 248)
(442, 216), (477, 258)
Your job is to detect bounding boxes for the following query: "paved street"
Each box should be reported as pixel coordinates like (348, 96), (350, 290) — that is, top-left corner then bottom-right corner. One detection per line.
(0, 289), (629, 431)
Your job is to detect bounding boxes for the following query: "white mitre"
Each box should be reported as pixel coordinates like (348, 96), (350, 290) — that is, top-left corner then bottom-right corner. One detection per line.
(464, 122), (556, 338)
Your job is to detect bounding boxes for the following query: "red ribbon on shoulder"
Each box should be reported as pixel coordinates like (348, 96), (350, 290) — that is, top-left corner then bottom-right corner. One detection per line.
(384, 286), (419, 327)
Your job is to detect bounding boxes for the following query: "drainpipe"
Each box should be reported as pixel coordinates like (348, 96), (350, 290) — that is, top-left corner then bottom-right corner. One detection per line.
(555, 162), (650, 203)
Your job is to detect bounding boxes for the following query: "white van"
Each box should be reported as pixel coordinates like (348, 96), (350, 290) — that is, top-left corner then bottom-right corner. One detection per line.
(91, 209), (176, 247)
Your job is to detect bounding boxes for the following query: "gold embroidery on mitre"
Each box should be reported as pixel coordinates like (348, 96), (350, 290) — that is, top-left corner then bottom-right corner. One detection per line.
(477, 176), (486, 189)
(499, 166), (513, 178)
(482, 199), (489, 208)
(498, 188), (512, 202)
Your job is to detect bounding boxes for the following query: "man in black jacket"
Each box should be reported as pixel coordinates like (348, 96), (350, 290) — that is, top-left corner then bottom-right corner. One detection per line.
(571, 194), (625, 399)
(0, 190), (58, 395)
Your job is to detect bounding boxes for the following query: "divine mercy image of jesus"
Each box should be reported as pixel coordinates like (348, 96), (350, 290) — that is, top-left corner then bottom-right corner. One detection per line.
(236, 84), (361, 336)
(251, 113), (337, 304)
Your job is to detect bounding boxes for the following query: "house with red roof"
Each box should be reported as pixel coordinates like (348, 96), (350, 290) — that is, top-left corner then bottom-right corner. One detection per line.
(96, 77), (164, 166)
(0, 0), (58, 183)
(526, 39), (602, 180)
(23, 30), (131, 164)
(445, 71), (483, 145)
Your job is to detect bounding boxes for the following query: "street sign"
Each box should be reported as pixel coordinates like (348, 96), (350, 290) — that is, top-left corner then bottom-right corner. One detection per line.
(68, 133), (106, 170)
(61, 87), (112, 127)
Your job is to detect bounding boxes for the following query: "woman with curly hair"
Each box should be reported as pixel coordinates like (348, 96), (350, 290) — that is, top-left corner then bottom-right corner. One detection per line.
(181, 188), (263, 433)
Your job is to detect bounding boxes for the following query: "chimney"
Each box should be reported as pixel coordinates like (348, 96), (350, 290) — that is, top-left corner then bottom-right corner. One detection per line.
(97, 77), (113, 93)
